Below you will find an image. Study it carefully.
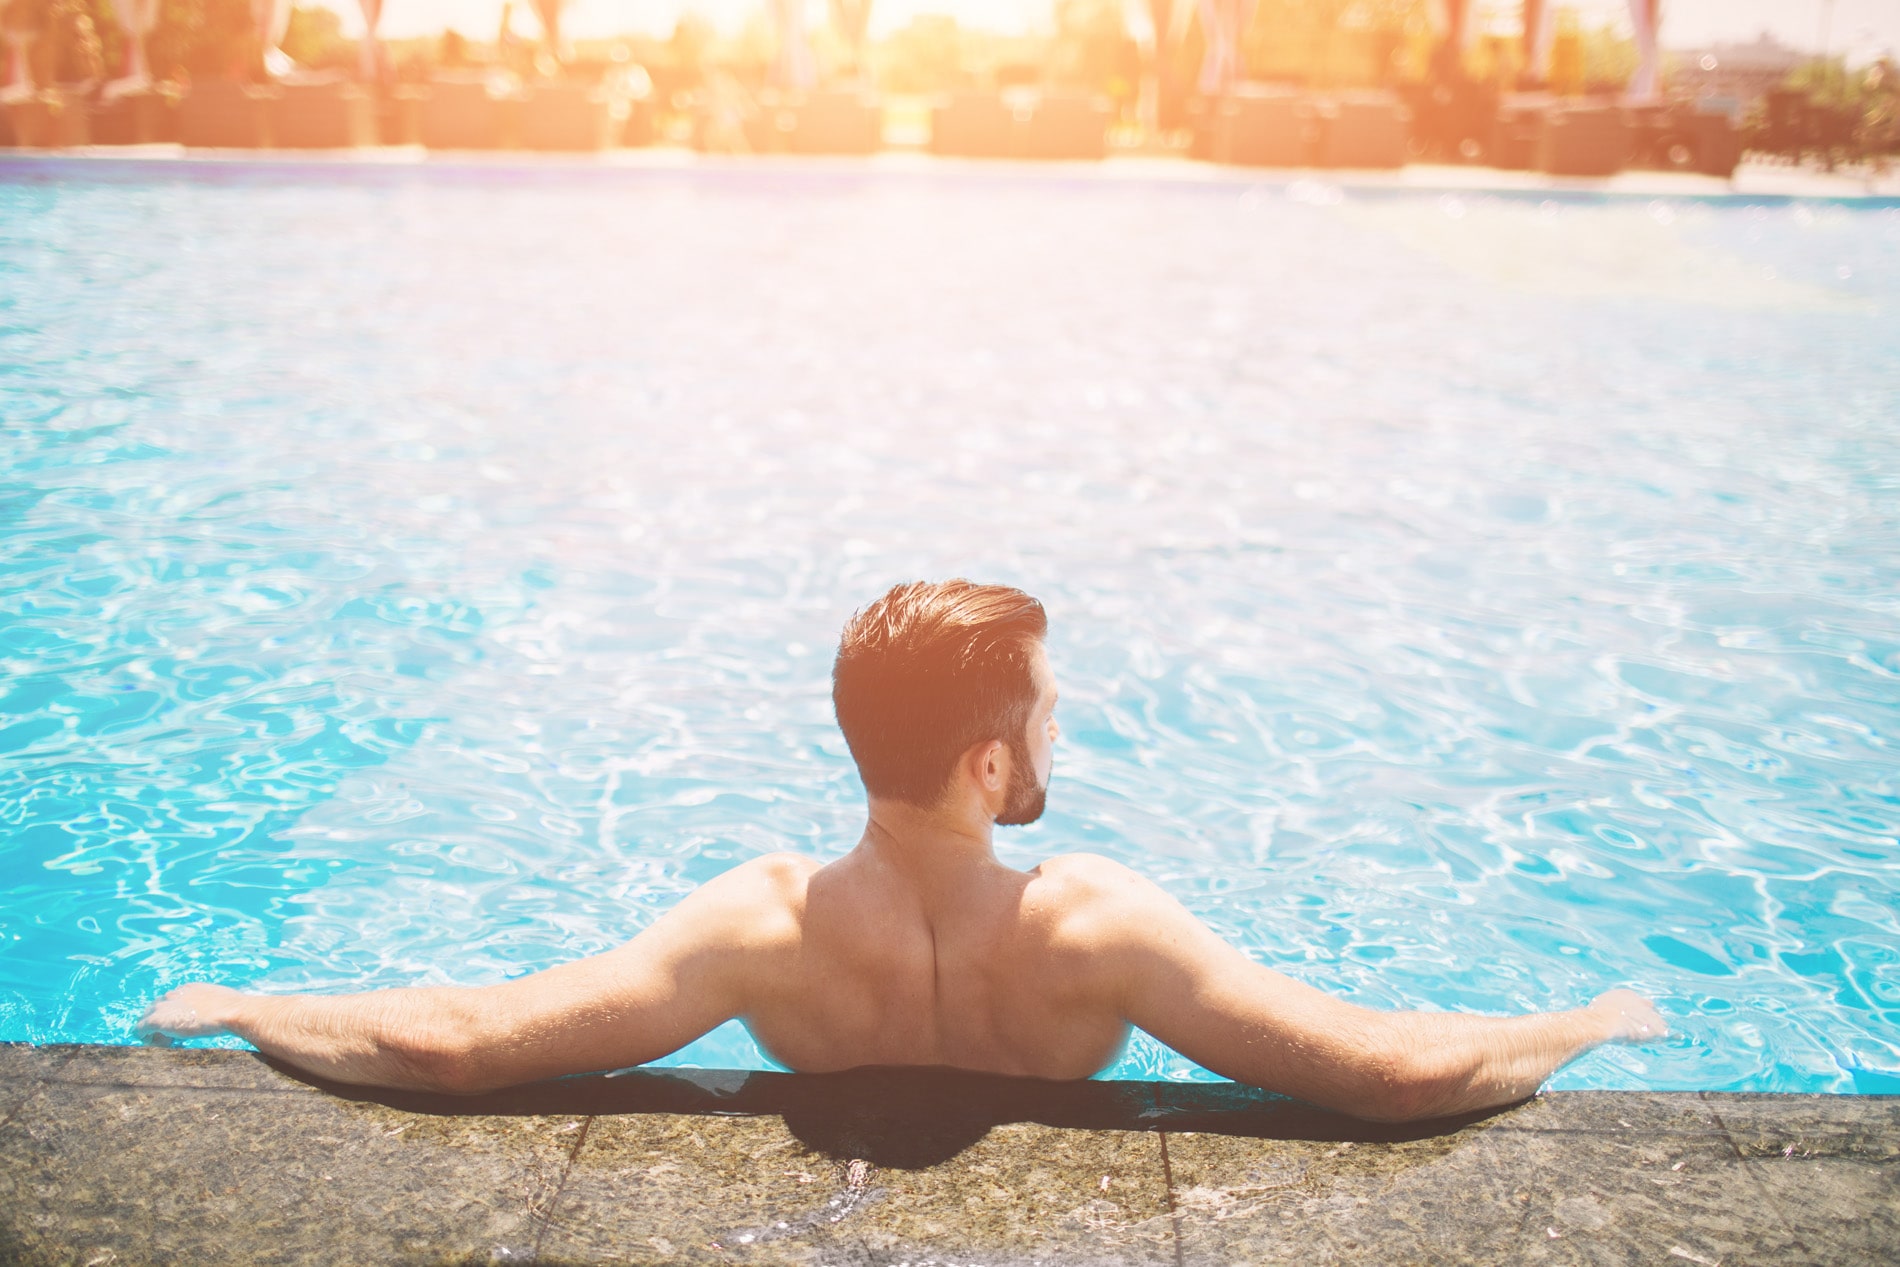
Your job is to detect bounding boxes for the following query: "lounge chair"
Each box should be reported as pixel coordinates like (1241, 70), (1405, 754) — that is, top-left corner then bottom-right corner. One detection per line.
(274, 79), (376, 148)
(929, 92), (1015, 158)
(1536, 105), (1629, 177)
(177, 80), (276, 148)
(1020, 94), (1109, 161)
(1315, 91), (1407, 168)
(89, 88), (170, 144)
(517, 83), (616, 152)
(787, 91), (882, 156)
(1193, 86), (1307, 167)
(419, 76), (516, 150)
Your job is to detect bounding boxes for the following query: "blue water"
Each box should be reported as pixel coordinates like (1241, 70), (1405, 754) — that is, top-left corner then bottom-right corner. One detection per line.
(2, 160), (1897, 1093)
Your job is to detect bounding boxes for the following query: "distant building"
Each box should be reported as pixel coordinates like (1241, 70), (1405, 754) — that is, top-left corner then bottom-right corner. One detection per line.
(1666, 31), (1804, 116)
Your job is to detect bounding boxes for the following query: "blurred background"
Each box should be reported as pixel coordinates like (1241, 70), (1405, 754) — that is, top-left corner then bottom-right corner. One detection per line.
(1, 0), (1895, 173)
(2, 0), (1897, 1094)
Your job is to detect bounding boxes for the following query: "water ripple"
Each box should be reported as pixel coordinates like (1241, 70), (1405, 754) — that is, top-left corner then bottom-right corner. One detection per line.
(2, 173), (1896, 1090)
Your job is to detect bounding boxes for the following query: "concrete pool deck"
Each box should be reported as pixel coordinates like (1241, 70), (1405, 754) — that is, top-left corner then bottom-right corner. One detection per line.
(0, 1045), (1893, 1265)
(3, 147), (1899, 203)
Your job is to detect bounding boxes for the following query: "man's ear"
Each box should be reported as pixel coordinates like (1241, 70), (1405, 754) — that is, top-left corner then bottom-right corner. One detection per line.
(965, 738), (1008, 794)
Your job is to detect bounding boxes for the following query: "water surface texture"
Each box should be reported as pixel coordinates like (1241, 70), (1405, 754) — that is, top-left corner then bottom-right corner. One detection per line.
(2, 164), (1896, 1092)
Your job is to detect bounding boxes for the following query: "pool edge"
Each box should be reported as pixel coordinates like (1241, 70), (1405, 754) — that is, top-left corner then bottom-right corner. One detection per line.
(3, 146), (1899, 205)
(1, 1043), (1893, 1264)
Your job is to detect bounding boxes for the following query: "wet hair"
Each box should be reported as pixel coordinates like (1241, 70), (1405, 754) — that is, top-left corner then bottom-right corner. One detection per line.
(832, 580), (1048, 806)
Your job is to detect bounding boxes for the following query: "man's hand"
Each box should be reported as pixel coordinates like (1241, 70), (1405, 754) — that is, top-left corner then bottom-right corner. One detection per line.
(1588, 988), (1668, 1042)
(137, 983), (242, 1046)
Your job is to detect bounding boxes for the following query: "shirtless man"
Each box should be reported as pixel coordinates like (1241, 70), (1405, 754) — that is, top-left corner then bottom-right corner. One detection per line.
(139, 580), (1666, 1123)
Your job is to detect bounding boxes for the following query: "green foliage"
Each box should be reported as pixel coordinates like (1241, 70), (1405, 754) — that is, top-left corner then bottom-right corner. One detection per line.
(875, 14), (964, 94)
(1790, 56), (1873, 111)
(1051, 0), (1136, 96)
(1240, 0), (1421, 86)
(1576, 22), (1635, 92)
(149, 0), (258, 81)
(1786, 56), (1900, 156)
(282, 4), (352, 70)
(5, 0), (118, 84)
(1247, 0), (1425, 38)
(667, 13), (711, 77)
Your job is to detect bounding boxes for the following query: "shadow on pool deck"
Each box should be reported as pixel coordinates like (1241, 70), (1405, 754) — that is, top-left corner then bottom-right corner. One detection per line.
(1, 1043), (1894, 1265)
(296, 1059), (1507, 1167)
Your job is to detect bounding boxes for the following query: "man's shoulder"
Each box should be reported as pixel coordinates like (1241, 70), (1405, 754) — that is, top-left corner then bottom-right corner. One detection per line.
(713, 851), (820, 900)
(1026, 853), (1173, 940)
(1032, 851), (1156, 896)
(687, 852), (818, 933)
(748, 850), (825, 883)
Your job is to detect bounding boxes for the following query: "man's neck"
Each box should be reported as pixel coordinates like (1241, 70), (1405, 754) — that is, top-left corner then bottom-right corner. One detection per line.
(860, 796), (1007, 887)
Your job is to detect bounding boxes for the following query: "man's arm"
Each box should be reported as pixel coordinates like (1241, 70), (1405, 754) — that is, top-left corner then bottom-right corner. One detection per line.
(1057, 856), (1666, 1123)
(137, 853), (808, 1095)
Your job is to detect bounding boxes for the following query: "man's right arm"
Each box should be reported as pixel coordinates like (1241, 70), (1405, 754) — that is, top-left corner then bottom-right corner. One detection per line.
(137, 853), (811, 1094)
(1052, 855), (1665, 1122)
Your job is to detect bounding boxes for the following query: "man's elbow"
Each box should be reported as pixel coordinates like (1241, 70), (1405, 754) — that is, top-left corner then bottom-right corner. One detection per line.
(387, 1018), (502, 1096)
(1350, 1038), (1478, 1124)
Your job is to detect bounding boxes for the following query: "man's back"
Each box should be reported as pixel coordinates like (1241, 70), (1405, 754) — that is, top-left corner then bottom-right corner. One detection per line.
(736, 847), (1133, 1080)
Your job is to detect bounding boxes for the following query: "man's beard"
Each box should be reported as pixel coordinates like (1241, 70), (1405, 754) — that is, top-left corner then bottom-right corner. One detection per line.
(995, 736), (1048, 826)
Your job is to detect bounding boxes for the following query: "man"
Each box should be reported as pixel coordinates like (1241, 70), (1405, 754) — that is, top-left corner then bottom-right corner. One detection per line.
(140, 580), (1666, 1122)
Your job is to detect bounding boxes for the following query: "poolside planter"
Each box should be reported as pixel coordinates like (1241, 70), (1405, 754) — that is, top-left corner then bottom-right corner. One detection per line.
(517, 84), (617, 151)
(1489, 94), (1553, 170)
(1192, 88), (1308, 168)
(1018, 94), (1110, 161)
(929, 93), (1016, 158)
(1536, 105), (1629, 177)
(1687, 111), (1741, 177)
(734, 103), (793, 154)
(419, 79), (518, 150)
(3, 92), (90, 148)
(178, 82), (277, 148)
(1314, 92), (1408, 168)
(379, 87), (424, 145)
(621, 97), (656, 147)
(786, 91), (883, 156)
(89, 90), (171, 145)
(274, 82), (377, 149)
(928, 92), (1107, 161)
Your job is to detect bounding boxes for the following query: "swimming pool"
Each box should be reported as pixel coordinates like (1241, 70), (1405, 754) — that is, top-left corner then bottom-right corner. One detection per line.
(2, 158), (1896, 1093)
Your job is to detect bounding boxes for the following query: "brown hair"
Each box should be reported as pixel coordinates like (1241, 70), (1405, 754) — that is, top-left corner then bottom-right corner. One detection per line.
(832, 580), (1048, 805)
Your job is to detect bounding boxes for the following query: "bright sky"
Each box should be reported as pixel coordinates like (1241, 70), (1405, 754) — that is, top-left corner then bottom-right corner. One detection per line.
(349, 0), (1899, 64)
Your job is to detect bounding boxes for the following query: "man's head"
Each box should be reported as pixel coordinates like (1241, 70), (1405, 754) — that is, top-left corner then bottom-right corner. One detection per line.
(832, 580), (1055, 823)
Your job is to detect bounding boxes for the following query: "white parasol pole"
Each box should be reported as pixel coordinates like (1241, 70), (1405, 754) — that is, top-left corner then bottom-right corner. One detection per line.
(1526, 0), (1557, 82)
(1196, 0), (1246, 96)
(0, 28), (34, 104)
(771, 0), (814, 91)
(358, 0), (383, 82)
(1625, 0), (1661, 103)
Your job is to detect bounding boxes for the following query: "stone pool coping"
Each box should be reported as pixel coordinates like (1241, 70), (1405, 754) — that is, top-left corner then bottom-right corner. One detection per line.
(1, 1044), (1893, 1264)
(3, 147), (1899, 204)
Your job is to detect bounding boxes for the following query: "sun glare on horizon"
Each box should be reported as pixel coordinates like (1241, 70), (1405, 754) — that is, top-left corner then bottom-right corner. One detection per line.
(346, 0), (1895, 54)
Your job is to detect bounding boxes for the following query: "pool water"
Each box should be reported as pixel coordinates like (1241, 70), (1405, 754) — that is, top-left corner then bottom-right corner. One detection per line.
(2, 160), (1896, 1093)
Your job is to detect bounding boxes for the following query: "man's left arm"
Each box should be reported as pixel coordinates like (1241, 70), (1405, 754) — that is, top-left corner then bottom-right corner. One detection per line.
(137, 854), (805, 1094)
(1053, 854), (1667, 1122)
